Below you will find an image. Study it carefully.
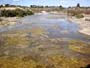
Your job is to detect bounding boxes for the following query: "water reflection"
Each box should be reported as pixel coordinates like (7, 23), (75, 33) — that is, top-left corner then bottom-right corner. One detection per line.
(0, 13), (90, 42)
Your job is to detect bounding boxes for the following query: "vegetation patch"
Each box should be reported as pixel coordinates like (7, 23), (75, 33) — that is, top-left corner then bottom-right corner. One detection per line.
(0, 9), (34, 17)
(68, 10), (84, 18)
(0, 35), (30, 47)
(0, 55), (89, 68)
(46, 55), (90, 68)
(69, 40), (90, 54)
(0, 56), (45, 68)
(75, 14), (84, 18)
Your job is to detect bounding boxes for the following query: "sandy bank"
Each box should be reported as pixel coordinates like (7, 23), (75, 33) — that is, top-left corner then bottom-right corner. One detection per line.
(0, 17), (20, 27)
(68, 15), (90, 35)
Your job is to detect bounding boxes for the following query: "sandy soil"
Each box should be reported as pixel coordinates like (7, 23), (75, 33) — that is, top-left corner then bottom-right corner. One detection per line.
(0, 17), (19, 26)
(68, 15), (90, 35)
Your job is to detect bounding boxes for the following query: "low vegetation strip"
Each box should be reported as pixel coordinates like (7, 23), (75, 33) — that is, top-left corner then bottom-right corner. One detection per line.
(0, 55), (89, 68)
(0, 8), (34, 17)
(69, 40), (90, 54)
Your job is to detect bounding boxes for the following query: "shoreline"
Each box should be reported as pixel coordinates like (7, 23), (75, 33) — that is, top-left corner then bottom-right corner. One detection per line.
(0, 17), (20, 27)
(68, 15), (90, 36)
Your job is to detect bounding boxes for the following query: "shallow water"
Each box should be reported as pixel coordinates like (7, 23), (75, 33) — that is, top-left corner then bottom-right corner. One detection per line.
(1, 13), (89, 42)
(0, 13), (90, 68)
(0, 13), (90, 58)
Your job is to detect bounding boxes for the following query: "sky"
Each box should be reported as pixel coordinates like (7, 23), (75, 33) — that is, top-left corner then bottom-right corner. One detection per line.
(0, 0), (90, 7)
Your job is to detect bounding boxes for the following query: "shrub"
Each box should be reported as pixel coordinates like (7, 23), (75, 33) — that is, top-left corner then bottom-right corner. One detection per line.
(69, 40), (90, 54)
(0, 10), (16, 17)
(15, 9), (26, 17)
(67, 10), (84, 18)
(26, 10), (34, 15)
(75, 14), (84, 18)
(0, 9), (34, 17)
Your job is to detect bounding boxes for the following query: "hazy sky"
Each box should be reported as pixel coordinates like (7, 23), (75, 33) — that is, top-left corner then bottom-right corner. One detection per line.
(0, 0), (90, 7)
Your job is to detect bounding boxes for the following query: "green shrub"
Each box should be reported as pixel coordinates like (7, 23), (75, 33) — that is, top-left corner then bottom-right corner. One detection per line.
(15, 9), (26, 17)
(75, 14), (84, 18)
(67, 10), (84, 18)
(26, 10), (34, 15)
(0, 10), (16, 17)
(0, 9), (34, 17)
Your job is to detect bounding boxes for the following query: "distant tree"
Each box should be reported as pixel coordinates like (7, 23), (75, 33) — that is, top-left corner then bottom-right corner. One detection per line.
(10, 5), (16, 7)
(45, 6), (49, 8)
(59, 5), (62, 8)
(77, 3), (80, 7)
(30, 5), (36, 8)
(30, 5), (33, 8)
(40, 6), (44, 8)
(59, 5), (64, 10)
(0, 5), (3, 8)
(5, 4), (10, 7)
(68, 6), (71, 8)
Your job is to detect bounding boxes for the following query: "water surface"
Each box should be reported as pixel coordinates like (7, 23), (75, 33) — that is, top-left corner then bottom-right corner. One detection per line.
(1, 13), (89, 41)
(0, 13), (90, 58)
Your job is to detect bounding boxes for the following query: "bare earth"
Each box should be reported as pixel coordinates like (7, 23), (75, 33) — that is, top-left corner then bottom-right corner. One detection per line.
(68, 14), (90, 35)
(0, 17), (19, 26)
